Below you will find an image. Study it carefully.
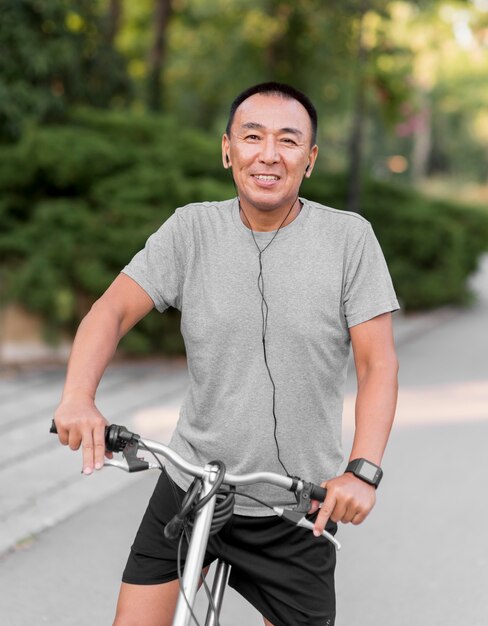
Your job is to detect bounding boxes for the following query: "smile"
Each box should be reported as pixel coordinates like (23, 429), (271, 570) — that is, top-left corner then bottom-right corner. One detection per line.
(252, 175), (280, 181)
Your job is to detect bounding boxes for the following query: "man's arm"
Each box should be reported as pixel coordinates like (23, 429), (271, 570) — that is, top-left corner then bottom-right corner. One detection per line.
(312, 312), (399, 535)
(53, 274), (154, 475)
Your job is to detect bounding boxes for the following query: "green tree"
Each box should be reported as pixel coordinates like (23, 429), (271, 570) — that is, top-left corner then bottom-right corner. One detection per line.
(146, 0), (174, 111)
(365, 0), (488, 188)
(0, 0), (131, 142)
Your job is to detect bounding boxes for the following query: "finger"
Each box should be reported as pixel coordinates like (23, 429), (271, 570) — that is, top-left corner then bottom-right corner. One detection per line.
(53, 417), (69, 446)
(309, 480), (328, 515)
(308, 499), (320, 515)
(93, 424), (107, 470)
(68, 428), (82, 451)
(341, 505), (359, 524)
(57, 426), (69, 446)
(81, 430), (95, 475)
(352, 510), (368, 526)
(330, 500), (348, 524)
(314, 493), (336, 536)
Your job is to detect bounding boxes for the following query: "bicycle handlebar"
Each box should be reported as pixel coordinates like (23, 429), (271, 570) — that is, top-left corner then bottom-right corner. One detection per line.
(50, 420), (327, 502)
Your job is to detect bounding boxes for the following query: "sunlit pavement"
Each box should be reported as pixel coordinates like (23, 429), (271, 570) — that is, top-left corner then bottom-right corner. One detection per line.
(0, 255), (487, 625)
(338, 255), (488, 626)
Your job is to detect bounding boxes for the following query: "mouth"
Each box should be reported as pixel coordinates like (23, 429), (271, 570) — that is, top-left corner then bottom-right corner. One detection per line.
(251, 174), (281, 188)
(252, 174), (280, 181)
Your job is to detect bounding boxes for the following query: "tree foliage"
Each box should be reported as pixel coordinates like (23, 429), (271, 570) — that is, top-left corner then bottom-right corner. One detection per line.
(1, 0), (488, 354)
(2, 1), (487, 185)
(1, 109), (487, 352)
(0, 0), (131, 141)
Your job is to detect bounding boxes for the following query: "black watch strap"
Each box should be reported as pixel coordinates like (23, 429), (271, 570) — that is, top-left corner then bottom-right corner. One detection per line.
(345, 458), (383, 488)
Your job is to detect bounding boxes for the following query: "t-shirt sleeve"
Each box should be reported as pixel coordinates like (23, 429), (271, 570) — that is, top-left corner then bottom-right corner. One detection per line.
(342, 222), (399, 328)
(121, 213), (188, 313)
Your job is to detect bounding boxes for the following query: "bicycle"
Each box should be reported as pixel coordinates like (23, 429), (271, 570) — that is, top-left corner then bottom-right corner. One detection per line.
(50, 421), (341, 626)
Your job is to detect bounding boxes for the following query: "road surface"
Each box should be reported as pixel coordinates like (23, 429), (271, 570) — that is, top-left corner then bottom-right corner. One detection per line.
(1, 257), (487, 625)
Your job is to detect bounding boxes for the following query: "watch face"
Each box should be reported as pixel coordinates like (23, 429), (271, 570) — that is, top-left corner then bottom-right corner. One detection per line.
(359, 460), (378, 481)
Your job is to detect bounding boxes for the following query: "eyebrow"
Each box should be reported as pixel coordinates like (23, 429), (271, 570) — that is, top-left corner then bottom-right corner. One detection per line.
(239, 122), (304, 137)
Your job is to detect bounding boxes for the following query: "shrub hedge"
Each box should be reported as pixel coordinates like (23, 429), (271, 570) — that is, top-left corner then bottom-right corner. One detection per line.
(1, 108), (487, 354)
(302, 175), (488, 309)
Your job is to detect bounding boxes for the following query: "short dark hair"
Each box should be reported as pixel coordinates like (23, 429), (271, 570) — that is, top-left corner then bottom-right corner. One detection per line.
(226, 81), (318, 146)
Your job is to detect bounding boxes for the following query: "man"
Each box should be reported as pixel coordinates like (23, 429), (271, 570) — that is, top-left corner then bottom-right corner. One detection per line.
(54, 82), (399, 626)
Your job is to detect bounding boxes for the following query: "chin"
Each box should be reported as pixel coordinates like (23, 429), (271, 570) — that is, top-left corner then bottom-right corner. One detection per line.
(251, 202), (281, 212)
(241, 192), (291, 212)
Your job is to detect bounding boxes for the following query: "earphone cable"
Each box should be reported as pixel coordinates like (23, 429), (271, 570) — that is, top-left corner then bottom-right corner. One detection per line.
(238, 195), (300, 477)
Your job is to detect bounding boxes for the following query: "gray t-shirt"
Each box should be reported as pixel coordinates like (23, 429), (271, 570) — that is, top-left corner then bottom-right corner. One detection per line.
(122, 198), (399, 515)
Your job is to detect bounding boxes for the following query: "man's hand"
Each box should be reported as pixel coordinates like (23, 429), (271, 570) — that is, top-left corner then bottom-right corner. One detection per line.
(53, 392), (112, 475)
(52, 275), (155, 475)
(309, 473), (376, 536)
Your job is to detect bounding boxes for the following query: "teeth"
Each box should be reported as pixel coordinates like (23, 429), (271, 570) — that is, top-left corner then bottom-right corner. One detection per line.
(254, 175), (279, 181)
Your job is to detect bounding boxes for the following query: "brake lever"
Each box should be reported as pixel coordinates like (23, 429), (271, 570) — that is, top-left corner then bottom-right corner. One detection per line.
(273, 507), (341, 550)
(292, 480), (326, 514)
(103, 458), (161, 472)
(121, 436), (151, 472)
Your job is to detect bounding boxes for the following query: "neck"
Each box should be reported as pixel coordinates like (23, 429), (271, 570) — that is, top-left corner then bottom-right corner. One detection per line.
(238, 198), (302, 232)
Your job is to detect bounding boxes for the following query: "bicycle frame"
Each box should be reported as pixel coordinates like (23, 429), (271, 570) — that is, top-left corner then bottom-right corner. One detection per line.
(50, 422), (339, 626)
(122, 437), (299, 626)
(172, 464), (229, 626)
(119, 436), (338, 626)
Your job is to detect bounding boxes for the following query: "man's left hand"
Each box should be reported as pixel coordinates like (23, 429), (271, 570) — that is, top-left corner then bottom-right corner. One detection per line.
(309, 473), (377, 536)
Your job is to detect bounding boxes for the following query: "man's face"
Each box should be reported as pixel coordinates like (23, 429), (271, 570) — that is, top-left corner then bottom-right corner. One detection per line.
(222, 94), (318, 214)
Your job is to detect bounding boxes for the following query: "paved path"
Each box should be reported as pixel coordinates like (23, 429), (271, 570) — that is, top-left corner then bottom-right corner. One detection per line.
(0, 359), (189, 556)
(1, 256), (487, 625)
(337, 256), (488, 626)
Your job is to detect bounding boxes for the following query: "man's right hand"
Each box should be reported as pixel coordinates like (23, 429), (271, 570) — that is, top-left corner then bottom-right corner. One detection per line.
(53, 392), (112, 475)
(52, 274), (154, 474)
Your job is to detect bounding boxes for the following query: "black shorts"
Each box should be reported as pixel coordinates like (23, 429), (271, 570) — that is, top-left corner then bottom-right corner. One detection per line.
(123, 471), (337, 626)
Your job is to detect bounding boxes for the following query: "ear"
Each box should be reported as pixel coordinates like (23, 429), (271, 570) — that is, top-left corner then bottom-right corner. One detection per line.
(222, 134), (231, 169)
(304, 144), (319, 178)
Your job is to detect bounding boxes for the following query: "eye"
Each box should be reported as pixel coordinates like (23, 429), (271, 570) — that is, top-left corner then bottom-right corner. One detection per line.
(282, 137), (298, 145)
(244, 134), (260, 141)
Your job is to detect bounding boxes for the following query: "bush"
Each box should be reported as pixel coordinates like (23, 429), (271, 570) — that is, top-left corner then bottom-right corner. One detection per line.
(1, 108), (488, 354)
(0, 109), (233, 354)
(302, 175), (488, 309)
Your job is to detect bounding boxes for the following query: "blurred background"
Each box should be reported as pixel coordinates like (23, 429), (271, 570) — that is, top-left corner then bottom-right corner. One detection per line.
(1, 0), (488, 361)
(1, 3), (488, 625)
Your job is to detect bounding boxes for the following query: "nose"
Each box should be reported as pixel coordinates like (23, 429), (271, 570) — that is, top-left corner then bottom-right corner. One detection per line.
(259, 136), (279, 164)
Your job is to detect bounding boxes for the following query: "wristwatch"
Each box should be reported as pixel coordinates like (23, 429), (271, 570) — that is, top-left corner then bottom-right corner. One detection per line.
(345, 458), (383, 488)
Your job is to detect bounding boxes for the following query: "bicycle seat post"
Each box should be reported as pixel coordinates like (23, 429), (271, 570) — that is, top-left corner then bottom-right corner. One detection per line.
(173, 463), (220, 626)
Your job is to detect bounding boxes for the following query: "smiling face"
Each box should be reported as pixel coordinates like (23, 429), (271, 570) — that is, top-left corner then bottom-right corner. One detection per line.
(222, 93), (318, 221)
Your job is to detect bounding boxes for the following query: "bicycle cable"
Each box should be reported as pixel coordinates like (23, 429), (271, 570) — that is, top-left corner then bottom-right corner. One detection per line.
(177, 528), (206, 626)
(174, 473), (233, 626)
(138, 444), (230, 626)
(164, 461), (235, 540)
(139, 439), (183, 508)
(128, 442), (310, 625)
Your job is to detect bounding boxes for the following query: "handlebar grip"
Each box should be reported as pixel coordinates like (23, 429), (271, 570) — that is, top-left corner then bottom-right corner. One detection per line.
(50, 418), (108, 439)
(309, 484), (327, 502)
(50, 421), (136, 454)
